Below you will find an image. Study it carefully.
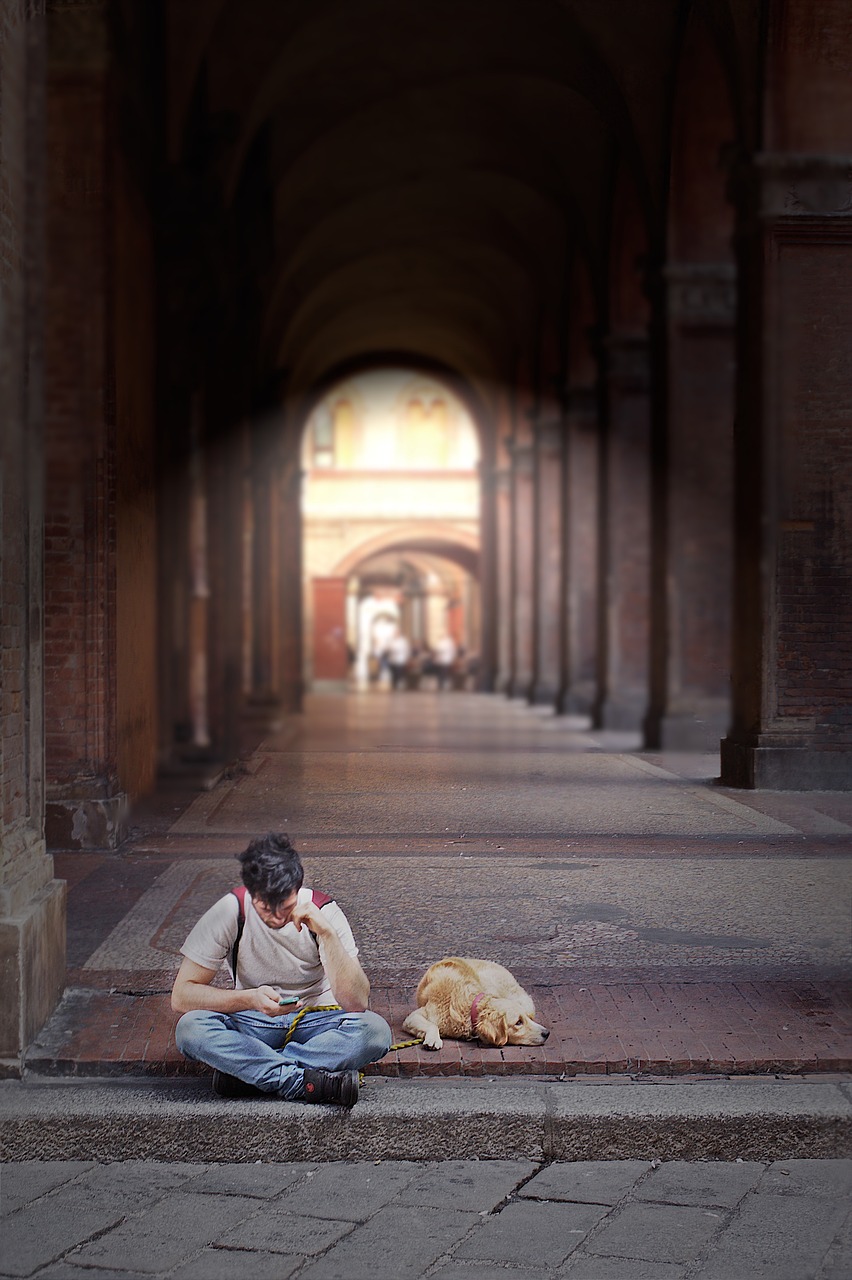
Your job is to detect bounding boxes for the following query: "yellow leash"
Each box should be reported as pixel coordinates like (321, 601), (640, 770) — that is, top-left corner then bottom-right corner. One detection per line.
(283, 1004), (423, 1053)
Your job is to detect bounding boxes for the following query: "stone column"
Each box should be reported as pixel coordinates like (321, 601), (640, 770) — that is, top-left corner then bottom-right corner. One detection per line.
(645, 264), (736, 748)
(557, 386), (600, 717)
(43, 0), (129, 847)
(594, 334), (652, 730)
(278, 457), (304, 712)
(530, 415), (564, 704)
(507, 439), (535, 698)
(0, 0), (66, 1070)
(250, 464), (279, 704)
(721, 153), (852, 788)
(493, 466), (512, 692)
(477, 452), (499, 691)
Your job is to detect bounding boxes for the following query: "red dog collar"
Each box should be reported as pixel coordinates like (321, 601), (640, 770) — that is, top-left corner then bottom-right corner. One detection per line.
(470, 992), (486, 1032)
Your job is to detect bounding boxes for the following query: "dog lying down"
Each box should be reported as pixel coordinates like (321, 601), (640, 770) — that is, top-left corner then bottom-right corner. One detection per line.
(402, 956), (550, 1050)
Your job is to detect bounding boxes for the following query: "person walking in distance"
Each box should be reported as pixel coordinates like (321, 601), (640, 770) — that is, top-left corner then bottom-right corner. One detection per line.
(172, 832), (391, 1104)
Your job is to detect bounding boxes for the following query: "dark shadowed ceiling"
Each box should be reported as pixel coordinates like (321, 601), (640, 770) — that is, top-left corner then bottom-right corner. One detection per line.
(162, 0), (750, 411)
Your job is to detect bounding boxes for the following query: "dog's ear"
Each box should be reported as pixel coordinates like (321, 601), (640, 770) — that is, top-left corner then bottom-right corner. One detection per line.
(476, 1005), (509, 1047)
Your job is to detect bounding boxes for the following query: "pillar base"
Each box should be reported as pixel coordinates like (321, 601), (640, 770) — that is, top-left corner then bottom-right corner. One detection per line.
(506, 674), (533, 700)
(45, 792), (129, 850)
(0, 880), (66, 1074)
(645, 706), (729, 751)
(528, 680), (559, 706)
(556, 682), (596, 717)
(720, 739), (852, 790)
(594, 694), (647, 732)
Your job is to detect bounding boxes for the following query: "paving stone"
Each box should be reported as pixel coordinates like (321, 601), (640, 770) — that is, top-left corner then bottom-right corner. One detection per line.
(690, 1193), (850, 1280)
(757, 1158), (852, 1199)
(816, 1209), (852, 1280)
(35, 1267), (152, 1280)
(431, 1263), (554, 1280)
(71, 1160), (205, 1213)
(635, 1159), (764, 1207)
(181, 1161), (313, 1198)
(296, 1206), (481, 1279)
(0, 1185), (127, 1277)
(168, 1246), (302, 1279)
(0, 1162), (94, 1217)
(274, 1159), (421, 1219)
(452, 1200), (608, 1267)
(70, 1192), (258, 1273)
(216, 1209), (354, 1256)
(562, 1259), (687, 1280)
(584, 1202), (725, 1263)
(393, 1159), (538, 1211)
(517, 1160), (651, 1205)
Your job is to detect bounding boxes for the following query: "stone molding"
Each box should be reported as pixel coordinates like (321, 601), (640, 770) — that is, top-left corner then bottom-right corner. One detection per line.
(604, 333), (650, 393)
(664, 263), (736, 327)
(754, 153), (852, 219)
(533, 416), (564, 453)
(47, 0), (108, 72)
(509, 441), (535, 473)
(565, 386), (598, 419)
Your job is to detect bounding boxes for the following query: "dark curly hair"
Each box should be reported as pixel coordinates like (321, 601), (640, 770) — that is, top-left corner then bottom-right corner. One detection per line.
(237, 832), (304, 908)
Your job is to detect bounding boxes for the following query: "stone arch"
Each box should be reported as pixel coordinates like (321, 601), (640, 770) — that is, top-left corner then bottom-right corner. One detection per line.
(332, 525), (480, 579)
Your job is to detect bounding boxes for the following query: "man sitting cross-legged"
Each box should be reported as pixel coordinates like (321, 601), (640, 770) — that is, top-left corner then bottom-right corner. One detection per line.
(172, 832), (391, 1105)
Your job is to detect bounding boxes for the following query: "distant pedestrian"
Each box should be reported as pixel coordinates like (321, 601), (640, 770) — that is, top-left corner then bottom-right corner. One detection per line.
(172, 832), (391, 1105)
(388, 629), (411, 689)
(433, 632), (457, 689)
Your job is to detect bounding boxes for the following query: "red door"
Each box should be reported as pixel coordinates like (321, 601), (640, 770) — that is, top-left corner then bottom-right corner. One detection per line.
(312, 577), (349, 679)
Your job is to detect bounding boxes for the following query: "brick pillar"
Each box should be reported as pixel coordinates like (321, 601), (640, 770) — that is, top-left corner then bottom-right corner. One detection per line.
(206, 423), (246, 763)
(594, 335), (652, 730)
(720, 153), (852, 788)
(278, 456), (303, 712)
(558, 386), (600, 717)
(477, 447), (499, 692)
(507, 439), (535, 698)
(645, 264), (735, 748)
(530, 415), (564, 704)
(492, 465), (512, 692)
(43, 0), (129, 848)
(0, 0), (66, 1069)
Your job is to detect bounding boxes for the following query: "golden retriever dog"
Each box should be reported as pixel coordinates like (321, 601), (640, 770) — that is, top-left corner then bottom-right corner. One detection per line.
(402, 956), (549, 1050)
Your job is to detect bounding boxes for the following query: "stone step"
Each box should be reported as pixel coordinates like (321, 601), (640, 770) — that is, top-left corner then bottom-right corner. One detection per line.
(3, 1076), (850, 1163)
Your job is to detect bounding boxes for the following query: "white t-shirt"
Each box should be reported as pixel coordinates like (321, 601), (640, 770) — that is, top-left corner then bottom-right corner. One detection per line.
(180, 885), (359, 1006)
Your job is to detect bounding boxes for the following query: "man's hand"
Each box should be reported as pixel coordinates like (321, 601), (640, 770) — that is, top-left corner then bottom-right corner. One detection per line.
(290, 899), (331, 938)
(250, 984), (292, 1016)
(171, 958), (301, 1017)
(289, 906), (371, 1012)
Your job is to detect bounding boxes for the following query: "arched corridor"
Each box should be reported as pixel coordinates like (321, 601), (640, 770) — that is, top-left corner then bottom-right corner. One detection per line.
(2, 0), (851, 1068)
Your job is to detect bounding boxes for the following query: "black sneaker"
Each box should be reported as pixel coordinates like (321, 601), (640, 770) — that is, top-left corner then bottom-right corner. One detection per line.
(212, 1069), (264, 1098)
(301, 1067), (359, 1107)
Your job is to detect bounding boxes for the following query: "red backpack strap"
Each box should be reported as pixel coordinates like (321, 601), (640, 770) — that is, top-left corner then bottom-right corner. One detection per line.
(229, 886), (248, 981)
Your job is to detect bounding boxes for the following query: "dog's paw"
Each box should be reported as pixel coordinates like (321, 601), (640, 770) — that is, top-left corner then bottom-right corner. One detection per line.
(422, 1029), (443, 1050)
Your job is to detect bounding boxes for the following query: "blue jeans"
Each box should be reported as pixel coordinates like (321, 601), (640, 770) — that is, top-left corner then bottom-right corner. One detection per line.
(176, 1006), (392, 1100)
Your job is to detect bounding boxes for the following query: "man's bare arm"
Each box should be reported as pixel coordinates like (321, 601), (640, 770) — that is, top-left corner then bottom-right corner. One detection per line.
(170, 956), (285, 1016)
(292, 903), (371, 1011)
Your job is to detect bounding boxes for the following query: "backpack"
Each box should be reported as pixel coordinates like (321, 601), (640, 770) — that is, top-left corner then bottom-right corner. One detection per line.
(228, 885), (333, 981)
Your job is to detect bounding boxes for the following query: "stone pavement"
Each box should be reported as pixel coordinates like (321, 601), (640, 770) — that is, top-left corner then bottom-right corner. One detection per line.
(1, 1156), (850, 1279)
(18, 692), (852, 1082)
(3, 692), (852, 1278)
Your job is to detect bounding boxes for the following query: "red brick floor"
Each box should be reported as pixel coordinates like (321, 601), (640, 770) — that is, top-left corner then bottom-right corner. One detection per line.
(25, 978), (852, 1080)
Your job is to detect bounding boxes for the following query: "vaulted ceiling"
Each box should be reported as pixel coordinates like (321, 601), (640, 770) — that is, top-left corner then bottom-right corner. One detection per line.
(163, 0), (752, 412)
